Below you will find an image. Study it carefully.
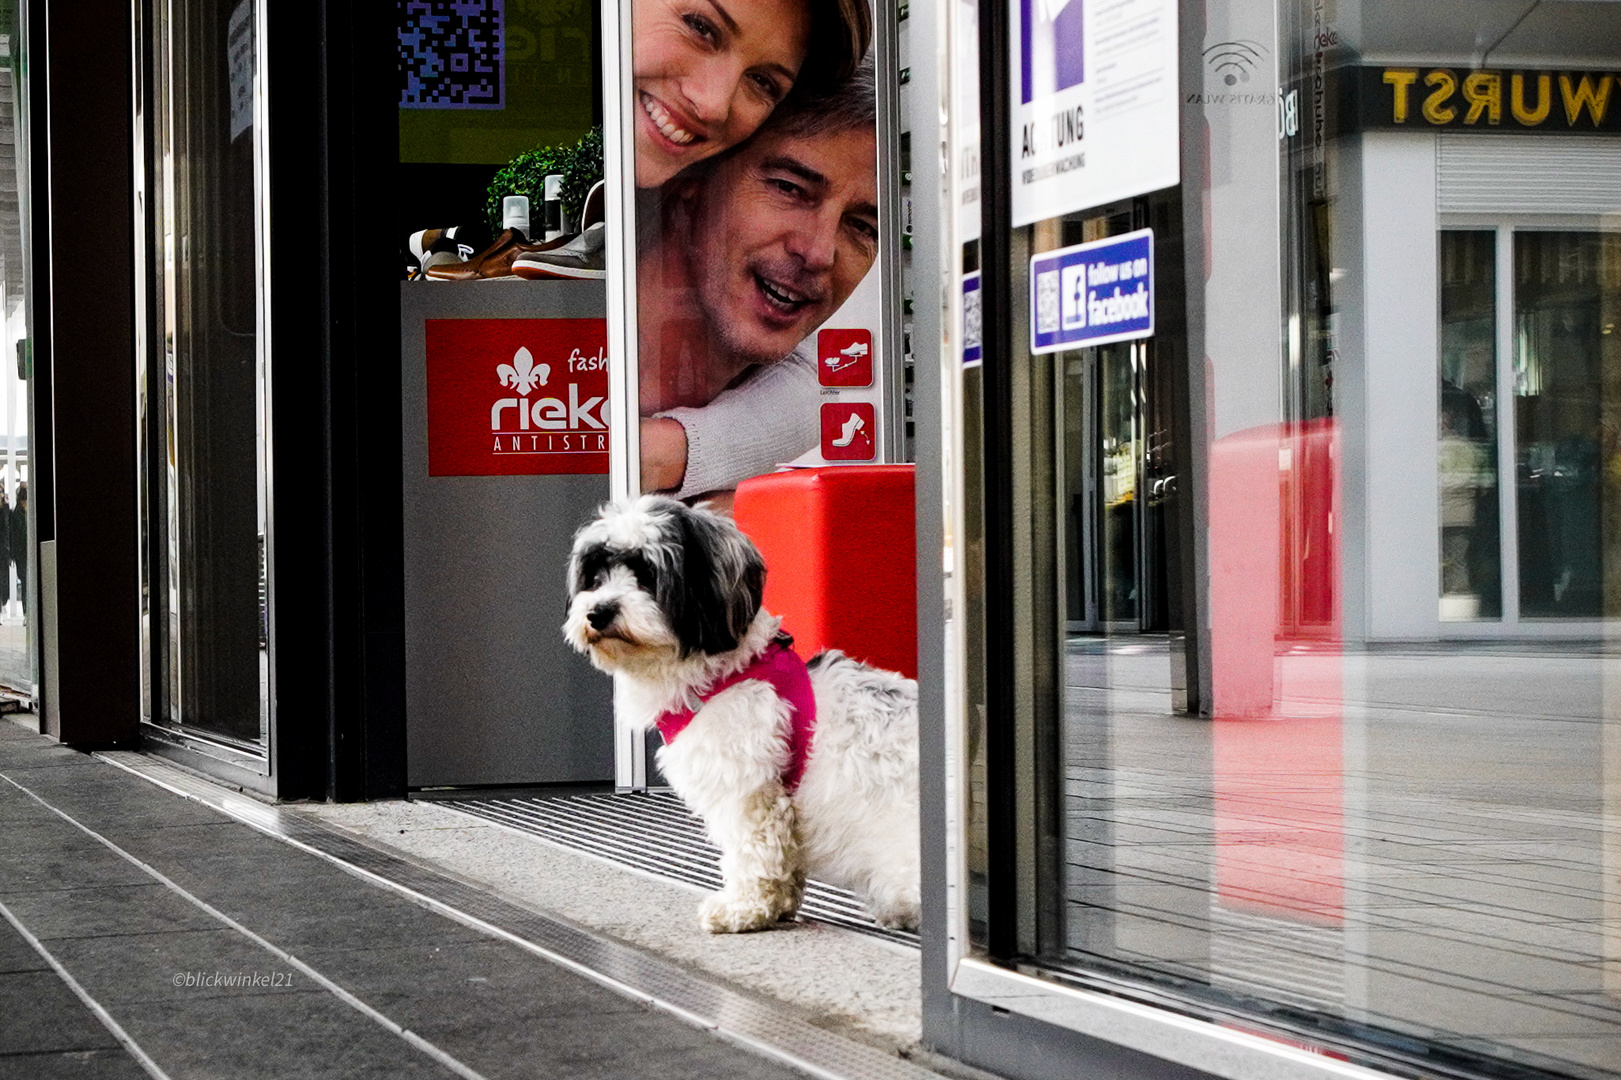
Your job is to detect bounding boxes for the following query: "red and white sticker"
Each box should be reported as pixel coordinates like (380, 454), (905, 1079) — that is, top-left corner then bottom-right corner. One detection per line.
(820, 402), (876, 461)
(424, 318), (609, 476)
(817, 328), (874, 387)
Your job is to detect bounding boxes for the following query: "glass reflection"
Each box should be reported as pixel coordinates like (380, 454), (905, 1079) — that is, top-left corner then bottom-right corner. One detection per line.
(1003, 9), (1621, 1079)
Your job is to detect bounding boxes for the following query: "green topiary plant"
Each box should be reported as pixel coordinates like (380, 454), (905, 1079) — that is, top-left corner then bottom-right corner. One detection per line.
(483, 144), (568, 232)
(559, 127), (604, 221)
(484, 127), (604, 232)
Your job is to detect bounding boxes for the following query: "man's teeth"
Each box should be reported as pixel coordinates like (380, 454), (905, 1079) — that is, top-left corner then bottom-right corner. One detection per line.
(643, 96), (694, 145)
(758, 276), (806, 308)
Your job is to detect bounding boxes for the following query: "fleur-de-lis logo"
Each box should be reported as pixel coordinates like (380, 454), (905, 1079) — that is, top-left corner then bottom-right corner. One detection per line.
(497, 347), (550, 395)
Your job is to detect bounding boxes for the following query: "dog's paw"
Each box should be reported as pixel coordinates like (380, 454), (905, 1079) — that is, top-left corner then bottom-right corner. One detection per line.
(866, 889), (921, 931)
(871, 907), (920, 931)
(698, 892), (778, 934)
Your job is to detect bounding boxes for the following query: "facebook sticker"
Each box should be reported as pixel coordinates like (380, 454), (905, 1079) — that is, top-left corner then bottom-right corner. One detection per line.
(1029, 228), (1153, 354)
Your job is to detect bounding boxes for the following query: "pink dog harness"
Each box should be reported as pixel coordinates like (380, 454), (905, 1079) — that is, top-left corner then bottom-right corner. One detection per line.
(654, 639), (818, 793)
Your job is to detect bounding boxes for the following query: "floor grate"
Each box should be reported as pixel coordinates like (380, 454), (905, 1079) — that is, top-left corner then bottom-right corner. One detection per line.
(441, 792), (920, 948)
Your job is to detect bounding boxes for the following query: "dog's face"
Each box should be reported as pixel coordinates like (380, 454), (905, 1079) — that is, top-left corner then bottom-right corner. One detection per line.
(563, 496), (766, 671)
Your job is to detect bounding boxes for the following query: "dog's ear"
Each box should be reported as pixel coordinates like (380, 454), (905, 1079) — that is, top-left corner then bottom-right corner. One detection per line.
(661, 505), (764, 657)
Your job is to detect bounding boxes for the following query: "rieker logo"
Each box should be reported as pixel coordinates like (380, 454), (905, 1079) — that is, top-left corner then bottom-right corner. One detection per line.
(490, 344), (608, 454)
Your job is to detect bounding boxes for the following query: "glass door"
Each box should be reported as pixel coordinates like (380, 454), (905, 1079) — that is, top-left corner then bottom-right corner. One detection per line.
(137, 0), (271, 763)
(0, 0), (34, 696)
(1065, 338), (1166, 633)
(1514, 229), (1621, 619)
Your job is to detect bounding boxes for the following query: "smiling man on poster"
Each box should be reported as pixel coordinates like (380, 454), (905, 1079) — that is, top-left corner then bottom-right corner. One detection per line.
(635, 63), (880, 500)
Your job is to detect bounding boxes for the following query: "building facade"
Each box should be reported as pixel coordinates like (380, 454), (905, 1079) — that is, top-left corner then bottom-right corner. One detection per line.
(12, 1), (1621, 1079)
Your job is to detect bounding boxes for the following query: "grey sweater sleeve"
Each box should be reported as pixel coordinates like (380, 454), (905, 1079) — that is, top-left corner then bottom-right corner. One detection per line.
(656, 347), (819, 498)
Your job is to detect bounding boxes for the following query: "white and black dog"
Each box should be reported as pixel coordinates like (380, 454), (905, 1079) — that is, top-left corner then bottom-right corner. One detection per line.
(563, 495), (920, 933)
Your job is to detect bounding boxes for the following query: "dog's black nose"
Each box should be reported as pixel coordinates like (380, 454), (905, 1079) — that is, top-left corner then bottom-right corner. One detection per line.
(587, 602), (618, 631)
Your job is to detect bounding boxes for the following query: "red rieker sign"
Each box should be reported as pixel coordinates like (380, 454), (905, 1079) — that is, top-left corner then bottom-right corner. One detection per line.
(424, 319), (609, 476)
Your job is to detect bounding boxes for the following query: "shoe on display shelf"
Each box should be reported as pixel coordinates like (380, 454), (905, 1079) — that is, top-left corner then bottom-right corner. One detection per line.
(407, 225), (483, 276)
(423, 227), (578, 281)
(510, 222), (606, 280)
(579, 180), (606, 231)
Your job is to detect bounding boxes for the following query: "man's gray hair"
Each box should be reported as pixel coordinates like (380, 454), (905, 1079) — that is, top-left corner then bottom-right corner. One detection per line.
(756, 57), (876, 144)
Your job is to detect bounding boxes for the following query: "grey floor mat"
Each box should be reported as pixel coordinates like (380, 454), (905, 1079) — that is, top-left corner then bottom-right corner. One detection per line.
(440, 791), (919, 947)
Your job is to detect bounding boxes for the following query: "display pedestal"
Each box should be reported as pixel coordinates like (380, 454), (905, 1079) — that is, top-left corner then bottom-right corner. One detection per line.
(400, 281), (613, 787)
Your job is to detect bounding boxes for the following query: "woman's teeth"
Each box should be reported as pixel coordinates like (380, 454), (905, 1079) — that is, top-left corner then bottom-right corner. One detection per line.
(643, 95), (695, 145)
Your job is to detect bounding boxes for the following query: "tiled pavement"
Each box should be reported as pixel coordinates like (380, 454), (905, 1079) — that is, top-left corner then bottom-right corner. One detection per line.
(0, 723), (836, 1080)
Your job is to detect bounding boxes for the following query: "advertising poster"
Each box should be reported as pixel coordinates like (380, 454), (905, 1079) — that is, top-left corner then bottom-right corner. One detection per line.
(624, 0), (886, 502)
(1011, 0), (1179, 226)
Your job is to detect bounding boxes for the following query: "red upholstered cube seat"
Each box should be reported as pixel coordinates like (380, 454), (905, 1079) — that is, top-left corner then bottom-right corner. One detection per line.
(732, 465), (916, 680)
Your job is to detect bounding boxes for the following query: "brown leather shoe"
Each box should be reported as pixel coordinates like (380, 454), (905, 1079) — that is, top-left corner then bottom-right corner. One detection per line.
(424, 228), (577, 280)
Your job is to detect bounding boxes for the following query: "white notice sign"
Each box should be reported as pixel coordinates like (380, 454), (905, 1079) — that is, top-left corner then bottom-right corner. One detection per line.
(1011, 0), (1179, 226)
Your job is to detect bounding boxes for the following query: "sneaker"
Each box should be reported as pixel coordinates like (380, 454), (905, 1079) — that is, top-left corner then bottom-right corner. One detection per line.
(423, 227), (578, 280)
(408, 225), (482, 275)
(510, 222), (606, 280)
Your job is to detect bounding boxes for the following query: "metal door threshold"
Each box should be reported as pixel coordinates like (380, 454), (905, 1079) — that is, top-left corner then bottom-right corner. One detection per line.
(440, 791), (921, 948)
(96, 751), (941, 1080)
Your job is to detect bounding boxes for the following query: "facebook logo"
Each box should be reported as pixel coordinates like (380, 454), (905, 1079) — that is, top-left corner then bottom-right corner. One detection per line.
(1060, 264), (1087, 331)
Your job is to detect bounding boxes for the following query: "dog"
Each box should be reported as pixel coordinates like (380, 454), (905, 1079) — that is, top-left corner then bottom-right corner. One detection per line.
(563, 495), (920, 934)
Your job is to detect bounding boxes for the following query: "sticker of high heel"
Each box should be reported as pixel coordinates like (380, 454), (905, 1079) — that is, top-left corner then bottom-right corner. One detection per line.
(821, 403), (876, 460)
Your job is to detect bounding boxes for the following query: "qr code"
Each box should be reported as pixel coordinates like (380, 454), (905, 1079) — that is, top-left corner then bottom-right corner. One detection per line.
(399, 1), (504, 109)
(1035, 270), (1060, 334)
(963, 284), (982, 353)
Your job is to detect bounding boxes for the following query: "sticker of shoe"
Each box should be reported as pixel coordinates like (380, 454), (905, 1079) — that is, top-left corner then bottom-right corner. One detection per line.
(831, 412), (866, 447)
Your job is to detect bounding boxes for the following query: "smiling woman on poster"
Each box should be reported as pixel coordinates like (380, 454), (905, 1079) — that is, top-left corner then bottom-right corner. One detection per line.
(631, 0), (871, 187)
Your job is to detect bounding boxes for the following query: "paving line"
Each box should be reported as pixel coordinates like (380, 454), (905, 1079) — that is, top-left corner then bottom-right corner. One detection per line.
(0, 896), (173, 1080)
(92, 752), (940, 1080)
(0, 769), (493, 1080)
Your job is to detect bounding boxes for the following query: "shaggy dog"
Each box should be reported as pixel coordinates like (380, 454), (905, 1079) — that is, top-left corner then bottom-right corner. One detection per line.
(563, 496), (920, 933)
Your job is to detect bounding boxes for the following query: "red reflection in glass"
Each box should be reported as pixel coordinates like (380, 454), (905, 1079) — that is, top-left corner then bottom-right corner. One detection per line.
(1209, 419), (1344, 923)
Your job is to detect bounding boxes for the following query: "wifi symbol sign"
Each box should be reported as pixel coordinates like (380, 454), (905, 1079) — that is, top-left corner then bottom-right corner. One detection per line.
(1204, 40), (1266, 86)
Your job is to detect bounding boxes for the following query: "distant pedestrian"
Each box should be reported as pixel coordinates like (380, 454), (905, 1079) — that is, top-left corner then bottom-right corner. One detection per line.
(11, 482), (26, 619)
(0, 481), (12, 615)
